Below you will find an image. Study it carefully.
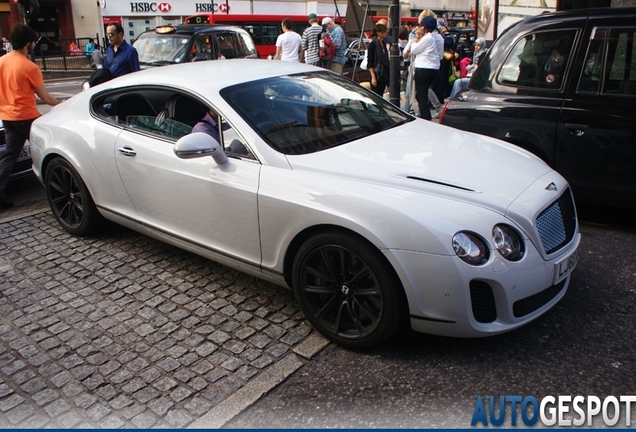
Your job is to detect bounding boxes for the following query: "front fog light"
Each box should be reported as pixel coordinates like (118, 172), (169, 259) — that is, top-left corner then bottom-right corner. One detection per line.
(493, 224), (524, 261)
(452, 232), (489, 265)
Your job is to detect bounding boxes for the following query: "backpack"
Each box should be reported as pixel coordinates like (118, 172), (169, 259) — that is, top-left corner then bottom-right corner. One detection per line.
(319, 33), (336, 61)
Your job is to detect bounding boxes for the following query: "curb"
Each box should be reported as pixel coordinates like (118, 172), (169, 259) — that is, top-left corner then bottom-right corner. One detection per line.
(188, 333), (329, 428)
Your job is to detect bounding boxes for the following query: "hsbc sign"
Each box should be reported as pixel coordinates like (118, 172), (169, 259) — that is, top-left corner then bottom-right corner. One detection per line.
(129, 2), (172, 12)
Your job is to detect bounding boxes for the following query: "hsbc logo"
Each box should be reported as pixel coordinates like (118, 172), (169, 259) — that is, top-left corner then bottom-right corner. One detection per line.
(129, 2), (172, 12)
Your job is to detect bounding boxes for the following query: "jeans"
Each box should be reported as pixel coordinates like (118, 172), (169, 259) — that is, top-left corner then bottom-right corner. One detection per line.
(450, 77), (470, 98)
(0, 118), (36, 200)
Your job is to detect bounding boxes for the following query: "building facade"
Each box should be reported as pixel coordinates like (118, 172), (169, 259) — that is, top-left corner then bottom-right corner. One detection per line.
(1, 0), (477, 49)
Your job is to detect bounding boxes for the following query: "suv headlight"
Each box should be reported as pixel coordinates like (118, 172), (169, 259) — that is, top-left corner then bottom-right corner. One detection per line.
(452, 232), (489, 266)
(493, 224), (524, 261)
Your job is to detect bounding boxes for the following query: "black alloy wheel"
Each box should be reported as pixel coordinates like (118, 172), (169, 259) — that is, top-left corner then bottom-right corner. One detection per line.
(45, 158), (101, 236)
(293, 231), (405, 349)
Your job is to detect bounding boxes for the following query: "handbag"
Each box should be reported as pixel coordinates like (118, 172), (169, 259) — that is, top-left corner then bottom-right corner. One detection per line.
(448, 66), (461, 84)
(360, 51), (368, 70)
(88, 68), (113, 87)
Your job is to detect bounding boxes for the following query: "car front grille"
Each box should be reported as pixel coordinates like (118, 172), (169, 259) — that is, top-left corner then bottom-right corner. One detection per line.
(535, 188), (576, 254)
(469, 280), (497, 323)
(513, 279), (566, 318)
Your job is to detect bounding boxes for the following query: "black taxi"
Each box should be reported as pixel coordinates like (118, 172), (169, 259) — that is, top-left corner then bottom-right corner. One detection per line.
(133, 24), (258, 68)
(440, 7), (636, 207)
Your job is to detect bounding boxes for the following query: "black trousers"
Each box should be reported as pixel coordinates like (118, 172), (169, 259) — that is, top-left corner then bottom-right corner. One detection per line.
(371, 76), (389, 96)
(0, 118), (36, 199)
(414, 68), (439, 120)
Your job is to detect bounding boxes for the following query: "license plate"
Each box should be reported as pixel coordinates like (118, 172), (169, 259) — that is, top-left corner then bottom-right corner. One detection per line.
(554, 248), (578, 284)
(19, 144), (31, 159)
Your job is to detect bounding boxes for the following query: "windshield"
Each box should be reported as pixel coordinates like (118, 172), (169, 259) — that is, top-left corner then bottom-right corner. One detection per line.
(221, 72), (412, 155)
(134, 33), (189, 65)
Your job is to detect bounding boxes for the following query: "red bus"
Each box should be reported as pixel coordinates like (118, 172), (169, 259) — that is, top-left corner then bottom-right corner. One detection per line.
(184, 14), (331, 59)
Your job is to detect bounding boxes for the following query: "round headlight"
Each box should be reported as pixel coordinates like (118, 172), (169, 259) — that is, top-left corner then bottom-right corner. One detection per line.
(452, 232), (489, 266)
(492, 224), (524, 261)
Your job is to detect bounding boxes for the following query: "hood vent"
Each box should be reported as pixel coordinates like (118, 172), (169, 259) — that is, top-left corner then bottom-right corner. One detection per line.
(403, 175), (478, 192)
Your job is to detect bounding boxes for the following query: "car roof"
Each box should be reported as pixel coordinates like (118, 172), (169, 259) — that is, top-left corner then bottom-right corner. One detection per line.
(99, 59), (322, 94)
(139, 24), (248, 37)
(520, 6), (636, 24)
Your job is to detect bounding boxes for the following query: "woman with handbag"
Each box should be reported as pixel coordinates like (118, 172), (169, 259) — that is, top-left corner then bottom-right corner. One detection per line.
(368, 23), (390, 96)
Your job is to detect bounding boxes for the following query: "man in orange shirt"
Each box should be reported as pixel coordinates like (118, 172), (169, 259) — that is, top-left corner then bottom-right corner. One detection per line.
(0, 24), (61, 209)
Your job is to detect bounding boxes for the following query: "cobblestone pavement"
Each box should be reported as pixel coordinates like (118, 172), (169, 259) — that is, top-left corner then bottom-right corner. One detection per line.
(0, 210), (328, 428)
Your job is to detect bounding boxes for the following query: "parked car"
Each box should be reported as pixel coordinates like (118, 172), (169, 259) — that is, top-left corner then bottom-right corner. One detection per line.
(30, 60), (580, 348)
(0, 120), (32, 179)
(133, 24), (258, 68)
(440, 7), (636, 208)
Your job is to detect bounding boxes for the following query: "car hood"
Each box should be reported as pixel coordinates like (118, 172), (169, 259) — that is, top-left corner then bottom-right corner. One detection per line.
(285, 120), (554, 215)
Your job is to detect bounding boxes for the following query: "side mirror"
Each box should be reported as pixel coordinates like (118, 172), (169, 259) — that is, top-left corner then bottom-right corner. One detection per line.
(174, 132), (228, 165)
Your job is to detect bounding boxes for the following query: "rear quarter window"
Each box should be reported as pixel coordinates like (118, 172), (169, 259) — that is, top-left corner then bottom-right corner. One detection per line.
(578, 27), (636, 96)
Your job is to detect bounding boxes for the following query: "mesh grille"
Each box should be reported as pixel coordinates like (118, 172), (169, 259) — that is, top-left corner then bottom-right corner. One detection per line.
(536, 188), (576, 254)
(513, 279), (566, 318)
(470, 281), (497, 323)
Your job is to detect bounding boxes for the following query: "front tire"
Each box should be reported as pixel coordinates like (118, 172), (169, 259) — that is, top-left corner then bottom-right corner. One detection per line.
(45, 158), (102, 236)
(292, 231), (406, 349)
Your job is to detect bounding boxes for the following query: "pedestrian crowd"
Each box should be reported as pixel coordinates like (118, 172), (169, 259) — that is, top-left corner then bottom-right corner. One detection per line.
(276, 11), (486, 120)
(276, 13), (347, 73)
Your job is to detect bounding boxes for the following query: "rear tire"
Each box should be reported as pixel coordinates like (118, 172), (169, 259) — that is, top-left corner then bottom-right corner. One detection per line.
(45, 158), (102, 236)
(292, 230), (406, 349)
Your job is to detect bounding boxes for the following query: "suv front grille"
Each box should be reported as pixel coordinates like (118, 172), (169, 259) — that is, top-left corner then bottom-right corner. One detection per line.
(535, 188), (576, 254)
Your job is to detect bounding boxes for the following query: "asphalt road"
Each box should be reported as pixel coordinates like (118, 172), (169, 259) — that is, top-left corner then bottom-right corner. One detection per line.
(225, 205), (636, 428)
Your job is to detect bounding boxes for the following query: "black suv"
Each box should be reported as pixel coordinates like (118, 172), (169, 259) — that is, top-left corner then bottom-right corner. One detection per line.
(440, 8), (636, 207)
(133, 24), (258, 67)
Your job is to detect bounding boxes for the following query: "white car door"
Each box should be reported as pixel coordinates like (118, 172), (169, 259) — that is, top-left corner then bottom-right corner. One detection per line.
(113, 129), (262, 266)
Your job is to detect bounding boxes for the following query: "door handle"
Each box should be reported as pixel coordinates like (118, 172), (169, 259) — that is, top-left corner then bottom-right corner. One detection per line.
(564, 124), (589, 136)
(117, 147), (137, 157)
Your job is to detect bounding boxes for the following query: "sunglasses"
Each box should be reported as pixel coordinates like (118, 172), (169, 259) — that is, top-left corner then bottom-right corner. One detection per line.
(107, 33), (116, 38)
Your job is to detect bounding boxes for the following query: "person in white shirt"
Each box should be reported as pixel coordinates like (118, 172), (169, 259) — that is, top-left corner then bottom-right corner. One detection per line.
(404, 16), (439, 120)
(274, 18), (303, 62)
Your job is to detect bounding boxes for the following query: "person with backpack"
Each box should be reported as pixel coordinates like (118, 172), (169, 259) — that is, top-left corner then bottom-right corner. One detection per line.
(302, 13), (322, 66)
(368, 23), (390, 96)
(321, 17), (346, 73)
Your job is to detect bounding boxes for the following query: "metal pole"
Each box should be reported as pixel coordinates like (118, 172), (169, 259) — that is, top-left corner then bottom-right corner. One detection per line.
(388, 0), (400, 106)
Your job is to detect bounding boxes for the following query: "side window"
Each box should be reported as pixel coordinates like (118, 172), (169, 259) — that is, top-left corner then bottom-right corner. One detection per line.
(578, 27), (636, 96)
(216, 32), (240, 59)
(497, 30), (577, 90)
(191, 34), (213, 60)
(220, 117), (255, 160)
(605, 27), (636, 95)
(578, 28), (606, 93)
(238, 31), (258, 57)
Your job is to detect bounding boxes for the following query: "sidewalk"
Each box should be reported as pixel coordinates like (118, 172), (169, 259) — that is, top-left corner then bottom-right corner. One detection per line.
(0, 177), (329, 428)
